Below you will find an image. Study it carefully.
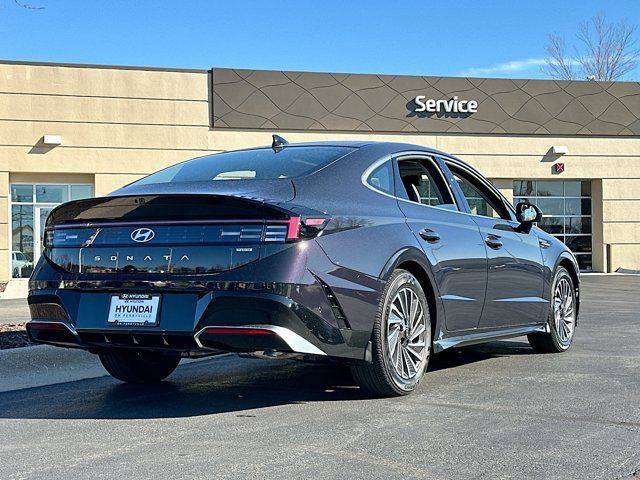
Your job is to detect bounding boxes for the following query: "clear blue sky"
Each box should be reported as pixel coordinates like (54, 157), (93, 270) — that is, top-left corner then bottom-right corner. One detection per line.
(1, 0), (638, 79)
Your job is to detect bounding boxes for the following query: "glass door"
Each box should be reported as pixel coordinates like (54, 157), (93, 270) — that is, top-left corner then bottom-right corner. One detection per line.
(11, 183), (94, 278)
(34, 206), (55, 264)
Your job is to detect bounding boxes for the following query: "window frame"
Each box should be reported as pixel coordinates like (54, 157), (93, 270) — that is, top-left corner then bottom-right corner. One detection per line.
(441, 158), (516, 222)
(364, 158), (396, 197)
(393, 154), (459, 211)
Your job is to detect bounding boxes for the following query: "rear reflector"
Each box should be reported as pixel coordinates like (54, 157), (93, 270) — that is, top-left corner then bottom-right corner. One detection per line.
(27, 321), (79, 347)
(202, 327), (275, 336)
(28, 321), (69, 331)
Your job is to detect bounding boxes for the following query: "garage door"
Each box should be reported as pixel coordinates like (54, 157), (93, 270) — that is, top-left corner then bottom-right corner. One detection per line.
(513, 180), (592, 271)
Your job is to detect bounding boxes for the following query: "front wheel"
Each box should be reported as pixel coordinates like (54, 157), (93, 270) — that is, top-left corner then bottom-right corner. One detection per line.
(528, 266), (577, 353)
(351, 269), (432, 397)
(99, 350), (181, 383)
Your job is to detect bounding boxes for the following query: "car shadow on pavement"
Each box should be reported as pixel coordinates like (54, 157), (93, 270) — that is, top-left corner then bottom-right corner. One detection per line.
(428, 339), (535, 372)
(0, 340), (535, 420)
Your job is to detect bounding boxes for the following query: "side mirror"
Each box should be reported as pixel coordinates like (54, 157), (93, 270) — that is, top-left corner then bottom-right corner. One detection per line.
(515, 202), (542, 233)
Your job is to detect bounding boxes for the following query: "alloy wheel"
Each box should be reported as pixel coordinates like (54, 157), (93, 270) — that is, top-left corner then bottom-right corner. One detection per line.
(385, 286), (430, 381)
(553, 277), (575, 346)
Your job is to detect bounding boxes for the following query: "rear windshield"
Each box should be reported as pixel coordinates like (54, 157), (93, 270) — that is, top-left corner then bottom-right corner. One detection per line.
(132, 146), (355, 185)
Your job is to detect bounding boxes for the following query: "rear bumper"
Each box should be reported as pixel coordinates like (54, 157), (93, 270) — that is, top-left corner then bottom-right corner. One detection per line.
(27, 285), (365, 360)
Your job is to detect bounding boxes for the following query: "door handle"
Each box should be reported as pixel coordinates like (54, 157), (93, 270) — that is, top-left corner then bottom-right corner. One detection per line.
(485, 234), (503, 249)
(419, 228), (441, 243)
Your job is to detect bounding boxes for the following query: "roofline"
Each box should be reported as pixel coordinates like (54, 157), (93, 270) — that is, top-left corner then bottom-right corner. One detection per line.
(3, 60), (638, 85)
(0, 59), (208, 74)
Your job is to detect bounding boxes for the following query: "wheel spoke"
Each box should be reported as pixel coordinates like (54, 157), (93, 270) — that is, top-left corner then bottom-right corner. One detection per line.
(388, 327), (400, 356)
(394, 340), (402, 372)
(399, 289), (408, 319)
(409, 322), (426, 341)
(398, 348), (406, 377)
(390, 303), (404, 323)
(409, 292), (418, 328)
(404, 347), (417, 375)
(564, 296), (573, 313)
(389, 310), (403, 326)
(412, 302), (424, 330)
(406, 345), (423, 361)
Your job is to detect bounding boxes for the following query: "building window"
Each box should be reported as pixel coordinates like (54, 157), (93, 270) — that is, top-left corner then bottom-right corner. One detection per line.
(10, 183), (93, 278)
(513, 180), (592, 271)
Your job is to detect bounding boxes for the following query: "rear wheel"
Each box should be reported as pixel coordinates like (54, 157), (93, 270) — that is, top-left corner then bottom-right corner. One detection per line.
(351, 269), (432, 396)
(528, 266), (577, 353)
(98, 350), (181, 383)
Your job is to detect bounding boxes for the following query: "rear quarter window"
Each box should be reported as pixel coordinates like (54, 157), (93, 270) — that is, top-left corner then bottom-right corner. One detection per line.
(132, 146), (355, 185)
(366, 161), (394, 195)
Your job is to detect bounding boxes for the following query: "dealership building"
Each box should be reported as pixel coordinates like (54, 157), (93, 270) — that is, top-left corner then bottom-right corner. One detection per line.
(1, 59), (639, 280)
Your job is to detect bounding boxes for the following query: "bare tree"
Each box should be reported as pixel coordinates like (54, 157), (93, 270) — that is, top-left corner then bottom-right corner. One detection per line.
(545, 13), (638, 81)
(545, 34), (576, 80)
(12, 0), (44, 9)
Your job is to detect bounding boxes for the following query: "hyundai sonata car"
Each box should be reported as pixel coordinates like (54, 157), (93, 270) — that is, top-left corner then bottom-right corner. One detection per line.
(27, 137), (579, 396)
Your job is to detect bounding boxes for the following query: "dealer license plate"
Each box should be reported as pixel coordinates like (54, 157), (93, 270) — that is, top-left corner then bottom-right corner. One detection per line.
(107, 294), (161, 326)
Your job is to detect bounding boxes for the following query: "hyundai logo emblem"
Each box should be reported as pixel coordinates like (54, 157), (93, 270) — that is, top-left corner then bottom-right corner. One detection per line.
(130, 227), (155, 243)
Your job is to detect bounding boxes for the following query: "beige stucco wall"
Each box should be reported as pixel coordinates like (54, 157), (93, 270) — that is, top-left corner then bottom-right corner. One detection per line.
(1, 61), (639, 279)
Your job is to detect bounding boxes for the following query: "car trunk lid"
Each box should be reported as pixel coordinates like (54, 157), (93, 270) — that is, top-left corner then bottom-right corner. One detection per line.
(44, 193), (298, 275)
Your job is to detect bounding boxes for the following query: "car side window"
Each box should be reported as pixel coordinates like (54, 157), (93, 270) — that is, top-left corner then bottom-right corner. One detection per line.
(448, 165), (510, 219)
(366, 160), (394, 195)
(397, 157), (456, 210)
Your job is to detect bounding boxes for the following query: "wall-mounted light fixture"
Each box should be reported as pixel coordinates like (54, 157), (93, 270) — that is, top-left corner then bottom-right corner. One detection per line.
(551, 145), (568, 155)
(42, 135), (62, 146)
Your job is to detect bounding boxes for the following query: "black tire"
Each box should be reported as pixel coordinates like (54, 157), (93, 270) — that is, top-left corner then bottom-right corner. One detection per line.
(98, 350), (181, 383)
(351, 269), (432, 397)
(528, 266), (577, 353)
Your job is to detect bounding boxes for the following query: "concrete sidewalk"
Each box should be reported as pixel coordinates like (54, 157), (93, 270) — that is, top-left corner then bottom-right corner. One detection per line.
(0, 345), (106, 392)
(0, 343), (225, 393)
(0, 278), (28, 300)
(0, 298), (29, 324)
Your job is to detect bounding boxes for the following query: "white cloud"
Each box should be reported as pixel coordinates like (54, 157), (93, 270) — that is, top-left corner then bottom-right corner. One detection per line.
(459, 58), (549, 77)
(459, 57), (583, 78)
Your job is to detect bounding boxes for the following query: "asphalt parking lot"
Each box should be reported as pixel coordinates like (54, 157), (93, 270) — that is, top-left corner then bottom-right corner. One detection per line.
(0, 275), (638, 479)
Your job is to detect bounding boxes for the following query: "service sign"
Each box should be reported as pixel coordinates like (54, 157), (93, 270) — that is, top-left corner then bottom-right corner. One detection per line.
(413, 95), (478, 114)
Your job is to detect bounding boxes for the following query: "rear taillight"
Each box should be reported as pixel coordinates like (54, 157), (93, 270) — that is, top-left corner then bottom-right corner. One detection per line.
(286, 217), (301, 240)
(283, 216), (330, 241)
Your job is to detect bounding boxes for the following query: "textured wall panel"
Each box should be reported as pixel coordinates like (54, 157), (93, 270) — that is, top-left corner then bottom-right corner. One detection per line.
(212, 69), (640, 136)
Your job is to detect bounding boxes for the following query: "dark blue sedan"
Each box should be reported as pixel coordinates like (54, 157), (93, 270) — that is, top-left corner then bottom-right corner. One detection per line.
(27, 136), (579, 396)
